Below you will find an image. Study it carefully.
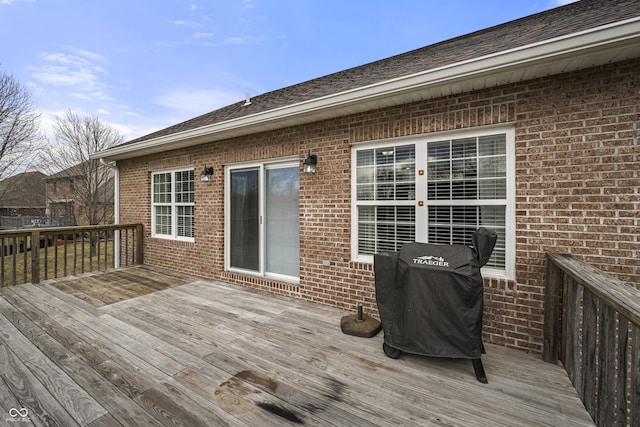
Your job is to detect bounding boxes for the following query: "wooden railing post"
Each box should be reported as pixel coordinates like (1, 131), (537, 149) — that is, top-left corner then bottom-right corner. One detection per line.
(543, 254), (561, 363)
(135, 224), (144, 265)
(31, 229), (40, 284)
(632, 327), (640, 427)
(1, 237), (4, 286)
(12, 237), (17, 285)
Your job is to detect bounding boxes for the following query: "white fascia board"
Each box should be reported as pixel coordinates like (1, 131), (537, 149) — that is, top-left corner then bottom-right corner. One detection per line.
(94, 17), (640, 162)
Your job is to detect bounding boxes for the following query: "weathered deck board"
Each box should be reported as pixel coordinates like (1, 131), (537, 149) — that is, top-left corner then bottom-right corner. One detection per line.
(0, 266), (594, 426)
(45, 267), (189, 308)
(0, 312), (106, 425)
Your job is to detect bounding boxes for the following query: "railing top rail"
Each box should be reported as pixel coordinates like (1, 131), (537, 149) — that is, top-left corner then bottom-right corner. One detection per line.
(547, 252), (640, 326)
(0, 223), (141, 237)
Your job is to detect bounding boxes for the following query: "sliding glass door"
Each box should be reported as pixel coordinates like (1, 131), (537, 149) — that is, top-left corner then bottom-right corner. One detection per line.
(229, 168), (259, 271)
(228, 163), (300, 281)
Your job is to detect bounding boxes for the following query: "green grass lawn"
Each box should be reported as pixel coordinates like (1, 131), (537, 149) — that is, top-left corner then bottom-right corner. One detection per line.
(1, 240), (114, 287)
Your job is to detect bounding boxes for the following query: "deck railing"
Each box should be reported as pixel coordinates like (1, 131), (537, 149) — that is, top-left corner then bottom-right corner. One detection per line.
(1, 223), (143, 287)
(544, 252), (640, 427)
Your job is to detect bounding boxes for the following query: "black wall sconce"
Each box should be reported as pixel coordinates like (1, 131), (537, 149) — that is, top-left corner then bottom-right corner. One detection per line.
(200, 165), (214, 182)
(303, 152), (318, 174)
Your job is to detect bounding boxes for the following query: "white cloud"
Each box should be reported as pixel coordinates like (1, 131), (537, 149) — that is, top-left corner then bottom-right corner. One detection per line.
(0, 0), (35, 5)
(31, 65), (99, 86)
(223, 37), (246, 45)
(71, 90), (112, 102)
(192, 34), (265, 47)
(70, 92), (90, 101)
(29, 48), (108, 91)
(226, 35), (265, 45)
(25, 47), (123, 139)
(69, 48), (106, 64)
(169, 18), (203, 27)
(191, 32), (215, 39)
(38, 109), (59, 141)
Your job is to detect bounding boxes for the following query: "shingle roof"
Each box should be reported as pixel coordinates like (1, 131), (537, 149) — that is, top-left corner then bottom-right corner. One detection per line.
(45, 163), (87, 180)
(0, 171), (47, 208)
(120, 0), (639, 147)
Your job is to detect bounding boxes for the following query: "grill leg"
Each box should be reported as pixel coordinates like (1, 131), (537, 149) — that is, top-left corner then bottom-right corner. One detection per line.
(472, 358), (488, 384)
(383, 342), (402, 359)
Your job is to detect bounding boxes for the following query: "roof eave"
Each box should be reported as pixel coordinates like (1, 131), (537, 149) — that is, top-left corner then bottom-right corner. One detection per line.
(93, 17), (640, 162)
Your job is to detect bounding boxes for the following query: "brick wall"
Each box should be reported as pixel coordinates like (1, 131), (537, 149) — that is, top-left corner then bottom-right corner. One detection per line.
(118, 59), (639, 354)
(46, 173), (115, 226)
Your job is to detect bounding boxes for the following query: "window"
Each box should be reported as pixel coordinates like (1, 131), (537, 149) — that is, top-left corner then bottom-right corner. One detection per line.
(353, 128), (514, 276)
(425, 134), (508, 270)
(152, 169), (194, 240)
(226, 161), (300, 282)
(355, 145), (416, 254)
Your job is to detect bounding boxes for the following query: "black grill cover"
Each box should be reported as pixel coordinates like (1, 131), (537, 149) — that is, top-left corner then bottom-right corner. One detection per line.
(375, 228), (497, 359)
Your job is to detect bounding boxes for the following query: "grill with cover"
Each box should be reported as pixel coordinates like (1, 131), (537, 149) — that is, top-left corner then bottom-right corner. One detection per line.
(374, 228), (497, 383)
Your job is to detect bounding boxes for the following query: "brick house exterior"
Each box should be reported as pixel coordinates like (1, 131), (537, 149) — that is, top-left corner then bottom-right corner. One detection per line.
(45, 162), (115, 226)
(95, 0), (640, 354)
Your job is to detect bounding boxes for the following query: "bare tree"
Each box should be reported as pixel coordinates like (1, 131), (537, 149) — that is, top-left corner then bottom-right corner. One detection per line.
(41, 110), (123, 226)
(0, 68), (42, 193)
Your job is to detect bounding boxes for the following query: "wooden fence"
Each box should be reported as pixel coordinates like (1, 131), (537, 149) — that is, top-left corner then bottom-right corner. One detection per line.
(544, 252), (640, 427)
(1, 224), (143, 287)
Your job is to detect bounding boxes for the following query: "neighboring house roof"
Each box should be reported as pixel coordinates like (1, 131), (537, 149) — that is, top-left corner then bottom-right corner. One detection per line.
(45, 162), (88, 180)
(45, 162), (115, 202)
(0, 171), (47, 209)
(46, 178), (115, 202)
(95, 0), (640, 162)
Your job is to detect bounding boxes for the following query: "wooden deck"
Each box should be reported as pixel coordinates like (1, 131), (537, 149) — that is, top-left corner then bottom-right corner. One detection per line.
(0, 266), (593, 426)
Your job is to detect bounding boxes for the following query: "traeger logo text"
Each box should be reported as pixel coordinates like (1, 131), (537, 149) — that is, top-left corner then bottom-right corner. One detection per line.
(413, 255), (449, 267)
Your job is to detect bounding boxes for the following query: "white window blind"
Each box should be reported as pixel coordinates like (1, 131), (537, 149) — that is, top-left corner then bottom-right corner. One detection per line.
(355, 144), (416, 255)
(425, 134), (507, 269)
(358, 205), (415, 254)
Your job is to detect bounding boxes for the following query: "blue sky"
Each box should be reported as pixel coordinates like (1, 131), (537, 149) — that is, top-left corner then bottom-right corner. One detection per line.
(0, 0), (576, 143)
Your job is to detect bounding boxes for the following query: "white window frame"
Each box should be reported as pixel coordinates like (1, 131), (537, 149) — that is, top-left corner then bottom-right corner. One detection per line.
(351, 126), (515, 279)
(224, 157), (300, 284)
(151, 167), (195, 242)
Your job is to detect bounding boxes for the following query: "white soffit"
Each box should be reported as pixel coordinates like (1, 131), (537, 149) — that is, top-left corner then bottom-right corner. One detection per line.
(96, 17), (640, 161)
